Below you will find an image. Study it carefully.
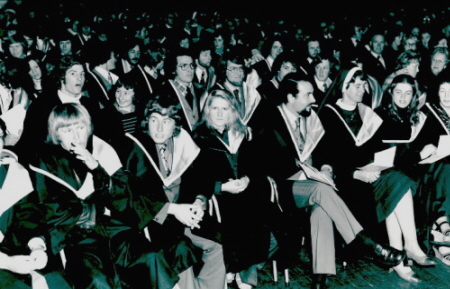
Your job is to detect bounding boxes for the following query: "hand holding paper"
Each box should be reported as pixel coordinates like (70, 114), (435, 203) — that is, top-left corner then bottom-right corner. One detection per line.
(419, 135), (450, 164)
(358, 146), (397, 172)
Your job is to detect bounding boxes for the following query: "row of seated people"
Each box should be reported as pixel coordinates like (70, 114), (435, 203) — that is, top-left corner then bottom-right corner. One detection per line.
(3, 53), (450, 289)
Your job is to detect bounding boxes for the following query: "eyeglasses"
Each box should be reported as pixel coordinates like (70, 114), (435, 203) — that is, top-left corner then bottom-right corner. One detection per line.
(178, 63), (195, 71)
(227, 67), (245, 73)
(432, 59), (446, 65)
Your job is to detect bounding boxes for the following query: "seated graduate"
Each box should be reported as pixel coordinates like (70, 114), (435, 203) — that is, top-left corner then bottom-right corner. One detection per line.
(191, 89), (270, 289)
(416, 77), (450, 266)
(28, 103), (126, 289)
(0, 118), (71, 289)
(118, 95), (226, 289)
(256, 51), (300, 107)
(99, 73), (145, 160)
(317, 69), (435, 284)
(249, 73), (405, 289)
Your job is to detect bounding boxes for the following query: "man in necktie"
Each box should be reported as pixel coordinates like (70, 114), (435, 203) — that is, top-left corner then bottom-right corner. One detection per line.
(84, 41), (118, 108)
(122, 96), (226, 289)
(163, 47), (200, 132)
(311, 56), (333, 105)
(361, 32), (390, 84)
(193, 40), (216, 102)
(250, 75), (405, 289)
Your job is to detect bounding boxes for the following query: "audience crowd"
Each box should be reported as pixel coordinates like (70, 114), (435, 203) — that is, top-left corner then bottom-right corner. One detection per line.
(2, 1), (450, 288)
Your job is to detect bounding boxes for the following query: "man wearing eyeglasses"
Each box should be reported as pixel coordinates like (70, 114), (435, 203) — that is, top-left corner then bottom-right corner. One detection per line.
(163, 47), (200, 132)
(206, 48), (262, 125)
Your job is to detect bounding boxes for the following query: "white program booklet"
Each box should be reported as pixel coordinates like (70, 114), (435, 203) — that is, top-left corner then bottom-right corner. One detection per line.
(358, 146), (397, 172)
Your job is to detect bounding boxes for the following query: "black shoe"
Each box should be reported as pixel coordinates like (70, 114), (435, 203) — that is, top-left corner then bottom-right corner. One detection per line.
(353, 231), (406, 267)
(310, 274), (327, 289)
(369, 244), (406, 267)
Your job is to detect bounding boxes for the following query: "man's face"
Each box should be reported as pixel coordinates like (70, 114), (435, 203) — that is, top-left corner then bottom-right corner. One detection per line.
(106, 51), (117, 70)
(57, 123), (89, 151)
(421, 32), (431, 47)
(226, 60), (245, 86)
(81, 25), (91, 36)
(403, 37), (417, 51)
(174, 55), (194, 85)
(431, 52), (447, 76)
(315, 60), (330, 82)
(127, 45), (140, 65)
(59, 40), (72, 55)
(288, 81), (315, 115)
(214, 36), (224, 50)
(198, 50), (212, 68)
(277, 61), (297, 81)
(344, 77), (366, 105)
(307, 41), (320, 58)
(9, 43), (24, 58)
(270, 41), (283, 59)
(370, 34), (385, 55)
(61, 64), (85, 97)
(148, 112), (175, 144)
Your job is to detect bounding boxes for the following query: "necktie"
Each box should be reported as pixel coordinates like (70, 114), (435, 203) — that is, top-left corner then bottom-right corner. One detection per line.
(159, 144), (171, 176)
(377, 55), (386, 68)
(323, 83), (328, 92)
(108, 72), (113, 85)
(295, 117), (306, 153)
(185, 88), (194, 109)
(233, 89), (245, 118)
(200, 70), (206, 86)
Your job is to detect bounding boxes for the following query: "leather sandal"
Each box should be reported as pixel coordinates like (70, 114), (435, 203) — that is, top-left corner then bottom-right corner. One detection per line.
(433, 245), (450, 266)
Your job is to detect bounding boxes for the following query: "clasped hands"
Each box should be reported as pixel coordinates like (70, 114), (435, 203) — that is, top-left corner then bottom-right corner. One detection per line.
(1, 249), (47, 275)
(354, 170), (380, 183)
(221, 176), (250, 194)
(169, 198), (205, 230)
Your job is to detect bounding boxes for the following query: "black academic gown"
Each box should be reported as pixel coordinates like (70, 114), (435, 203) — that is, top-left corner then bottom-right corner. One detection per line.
(191, 123), (270, 274)
(29, 136), (125, 289)
(113, 130), (201, 287)
(0, 150), (71, 289)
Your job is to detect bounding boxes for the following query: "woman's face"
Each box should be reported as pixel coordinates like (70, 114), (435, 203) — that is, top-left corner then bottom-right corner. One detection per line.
(57, 122), (89, 151)
(29, 60), (42, 80)
(270, 41), (283, 59)
(392, 82), (413, 108)
(9, 43), (24, 58)
(439, 82), (450, 109)
(209, 97), (231, 130)
(405, 60), (419, 78)
(115, 86), (135, 109)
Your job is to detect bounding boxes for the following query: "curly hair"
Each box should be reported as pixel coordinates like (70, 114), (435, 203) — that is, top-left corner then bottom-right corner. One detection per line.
(141, 93), (183, 137)
(383, 74), (420, 126)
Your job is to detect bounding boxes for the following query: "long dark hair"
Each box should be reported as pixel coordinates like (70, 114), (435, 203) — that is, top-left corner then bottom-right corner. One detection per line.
(381, 74), (420, 126)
